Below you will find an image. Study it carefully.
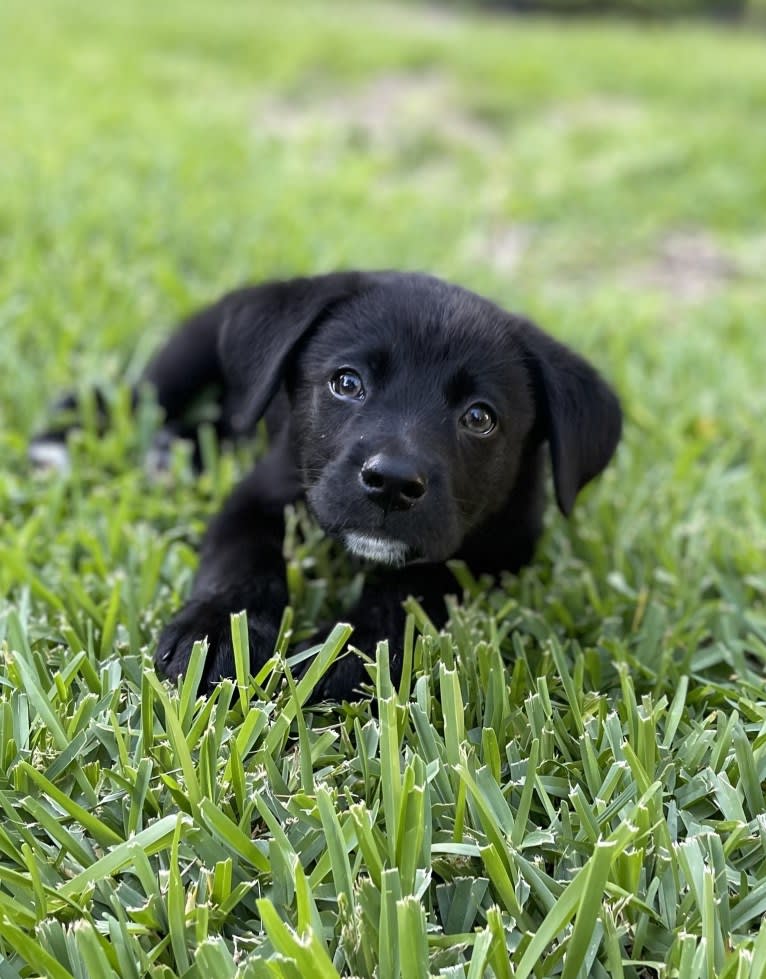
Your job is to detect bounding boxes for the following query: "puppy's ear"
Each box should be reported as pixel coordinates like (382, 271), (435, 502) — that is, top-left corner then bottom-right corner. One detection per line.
(520, 320), (622, 516)
(218, 272), (369, 431)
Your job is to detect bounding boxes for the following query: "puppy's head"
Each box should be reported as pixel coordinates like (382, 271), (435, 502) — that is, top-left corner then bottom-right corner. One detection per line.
(219, 272), (621, 565)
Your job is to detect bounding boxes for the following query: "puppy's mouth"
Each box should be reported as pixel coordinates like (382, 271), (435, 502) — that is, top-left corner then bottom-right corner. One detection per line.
(343, 532), (410, 567)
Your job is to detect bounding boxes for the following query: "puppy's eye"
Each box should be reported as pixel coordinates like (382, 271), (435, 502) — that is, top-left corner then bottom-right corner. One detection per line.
(330, 369), (365, 401)
(460, 402), (496, 436)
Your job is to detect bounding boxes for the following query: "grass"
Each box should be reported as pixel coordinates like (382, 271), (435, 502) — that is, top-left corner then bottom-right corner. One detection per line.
(1, 0), (766, 975)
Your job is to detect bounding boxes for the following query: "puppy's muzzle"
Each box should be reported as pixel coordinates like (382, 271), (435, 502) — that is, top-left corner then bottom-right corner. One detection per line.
(359, 453), (427, 512)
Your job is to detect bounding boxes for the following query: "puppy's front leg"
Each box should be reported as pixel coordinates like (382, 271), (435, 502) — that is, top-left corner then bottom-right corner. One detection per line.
(312, 564), (455, 702)
(155, 436), (301, 691)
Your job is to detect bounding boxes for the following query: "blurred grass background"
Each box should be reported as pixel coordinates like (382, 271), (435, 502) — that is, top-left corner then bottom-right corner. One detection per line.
(1, 0), (766, 976)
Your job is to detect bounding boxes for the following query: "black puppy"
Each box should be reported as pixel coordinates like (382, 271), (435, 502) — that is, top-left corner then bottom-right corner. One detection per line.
(32, 272), (621, 699)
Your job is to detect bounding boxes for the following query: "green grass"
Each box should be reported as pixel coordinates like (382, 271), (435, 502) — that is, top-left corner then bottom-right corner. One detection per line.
(2, 0), (766, 975)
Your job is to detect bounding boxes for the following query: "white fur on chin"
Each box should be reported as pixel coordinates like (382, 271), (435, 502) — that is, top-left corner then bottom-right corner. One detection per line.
(344, 532), (408, 567)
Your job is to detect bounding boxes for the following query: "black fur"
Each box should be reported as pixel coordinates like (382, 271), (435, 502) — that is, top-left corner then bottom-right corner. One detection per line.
(32, 272), (621, 699)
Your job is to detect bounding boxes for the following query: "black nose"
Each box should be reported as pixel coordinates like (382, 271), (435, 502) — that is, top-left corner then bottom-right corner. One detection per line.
(360, 453), (427, 511)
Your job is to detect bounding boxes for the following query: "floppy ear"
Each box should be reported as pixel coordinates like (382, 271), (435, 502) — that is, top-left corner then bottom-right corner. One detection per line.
(217, 272), (370, 432)
(520, 320), (622, 516)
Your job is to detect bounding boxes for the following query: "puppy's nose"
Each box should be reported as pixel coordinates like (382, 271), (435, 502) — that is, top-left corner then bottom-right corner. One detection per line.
(360, 453), (427, 511)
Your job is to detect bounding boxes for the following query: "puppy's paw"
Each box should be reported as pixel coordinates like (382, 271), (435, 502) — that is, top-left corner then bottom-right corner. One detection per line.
(154, 598), (279, 693)
(28, 434), (71, 473)
(29, 389), (111, 472)
(308, 652), (375, 704)
(304, 622), (404, 704)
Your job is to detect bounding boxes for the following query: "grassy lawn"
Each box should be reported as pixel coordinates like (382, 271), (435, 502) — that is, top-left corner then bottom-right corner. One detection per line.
(2, 0), (766, 975)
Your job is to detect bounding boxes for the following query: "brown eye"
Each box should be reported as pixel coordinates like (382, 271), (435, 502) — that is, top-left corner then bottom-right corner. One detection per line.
(330, 369), (365, 401)
(460, 402), (496, 436)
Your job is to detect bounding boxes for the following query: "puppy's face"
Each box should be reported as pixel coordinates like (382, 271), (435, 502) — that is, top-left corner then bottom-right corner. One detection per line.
(288, 283), (537, 564)
(220, 271), (622, 564)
